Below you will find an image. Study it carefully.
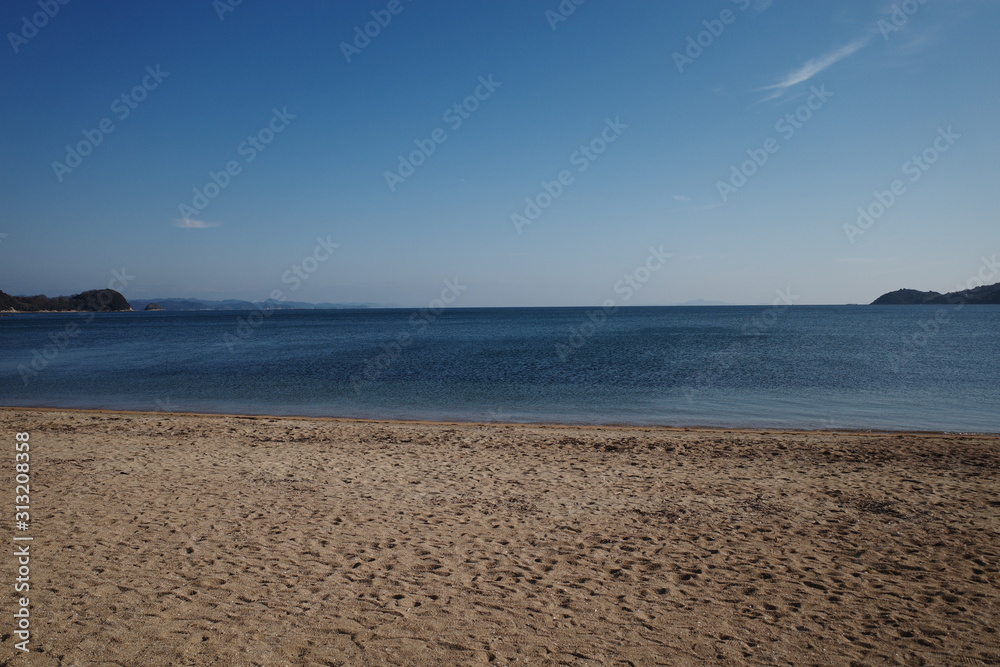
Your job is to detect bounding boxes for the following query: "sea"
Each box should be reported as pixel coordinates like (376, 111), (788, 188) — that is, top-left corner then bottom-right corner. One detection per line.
(1, 306), (998, 433)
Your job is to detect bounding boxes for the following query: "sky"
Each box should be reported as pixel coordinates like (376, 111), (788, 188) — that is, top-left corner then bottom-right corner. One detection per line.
(1, 0), (998, 307)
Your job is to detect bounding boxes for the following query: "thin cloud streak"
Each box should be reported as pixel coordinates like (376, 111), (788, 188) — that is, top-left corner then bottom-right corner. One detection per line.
(758, 37), (871, 93)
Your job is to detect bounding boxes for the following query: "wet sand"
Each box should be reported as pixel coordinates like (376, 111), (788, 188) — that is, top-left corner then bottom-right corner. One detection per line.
(1, 407), (997, 665)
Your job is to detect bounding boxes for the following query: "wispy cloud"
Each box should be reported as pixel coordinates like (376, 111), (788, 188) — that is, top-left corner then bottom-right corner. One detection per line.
(758, 37), (871, 97)
(175, 218), (220, 229)
(672, 194), (692, 202)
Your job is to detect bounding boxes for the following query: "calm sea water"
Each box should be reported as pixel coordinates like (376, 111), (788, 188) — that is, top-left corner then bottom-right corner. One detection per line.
(1, 306), (998, 432)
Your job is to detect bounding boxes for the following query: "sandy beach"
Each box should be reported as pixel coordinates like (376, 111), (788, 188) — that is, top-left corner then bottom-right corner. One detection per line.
(1, 407), (997, 665)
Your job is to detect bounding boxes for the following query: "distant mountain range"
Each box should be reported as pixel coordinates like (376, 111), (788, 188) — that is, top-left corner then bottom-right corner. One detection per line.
(129, 298), (387, 311)
(674, 299), (730, 306)
(872, 282), (1000, 305)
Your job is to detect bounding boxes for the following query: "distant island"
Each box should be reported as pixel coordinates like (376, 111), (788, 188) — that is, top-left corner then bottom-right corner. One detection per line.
(0, 289), (131, 313)
(872, 282), (1000, 305)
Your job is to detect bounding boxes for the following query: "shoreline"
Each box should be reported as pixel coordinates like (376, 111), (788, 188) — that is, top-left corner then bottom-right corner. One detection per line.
(3, 404), (998, 437)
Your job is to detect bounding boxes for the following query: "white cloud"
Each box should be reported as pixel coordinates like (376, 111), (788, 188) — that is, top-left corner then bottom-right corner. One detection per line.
(174, 218), (220, 229)
(672, 194), (692, 202)
(758, 37), (871, 95)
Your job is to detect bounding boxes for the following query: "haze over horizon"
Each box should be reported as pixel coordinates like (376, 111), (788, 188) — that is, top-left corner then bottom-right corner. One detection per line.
(2, 0), (998, 308)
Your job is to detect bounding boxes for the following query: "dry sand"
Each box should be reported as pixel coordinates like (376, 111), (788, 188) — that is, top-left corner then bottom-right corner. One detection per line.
(1, 407), (997, 666)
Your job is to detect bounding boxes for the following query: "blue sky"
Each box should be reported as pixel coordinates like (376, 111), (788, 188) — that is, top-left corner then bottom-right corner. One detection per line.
(1, 0), (997, 307)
